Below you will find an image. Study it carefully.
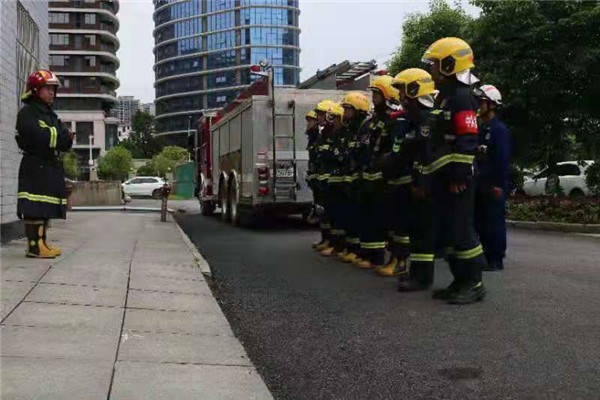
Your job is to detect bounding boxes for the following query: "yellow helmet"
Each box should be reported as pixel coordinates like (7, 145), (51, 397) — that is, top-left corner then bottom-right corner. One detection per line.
(341, 92), (370, 112)
(392, 69), (436, 99)
(422, 37), (475, 76)
(327, 102), (344, 118)
(316, 99), (336, 113)
(306, 110), (317, 120)
(368, 75), (400, 102)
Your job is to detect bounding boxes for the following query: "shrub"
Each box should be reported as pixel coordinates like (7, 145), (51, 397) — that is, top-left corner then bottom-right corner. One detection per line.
(585, 161), (600, 196)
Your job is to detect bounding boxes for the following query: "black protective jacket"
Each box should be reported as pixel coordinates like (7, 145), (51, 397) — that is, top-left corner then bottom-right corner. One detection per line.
(16, 100), (73, 219)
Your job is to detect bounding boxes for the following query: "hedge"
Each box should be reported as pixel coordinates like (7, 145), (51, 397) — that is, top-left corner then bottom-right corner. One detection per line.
(508, 196), (600, 225)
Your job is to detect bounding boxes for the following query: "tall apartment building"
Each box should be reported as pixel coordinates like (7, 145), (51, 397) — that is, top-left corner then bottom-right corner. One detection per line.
(140, 102), (156, 116)
(117, 95), (140, 126)
(48, 0), (120, 175)
(1, 0), (50, 241)
(153, 0), (301, 145)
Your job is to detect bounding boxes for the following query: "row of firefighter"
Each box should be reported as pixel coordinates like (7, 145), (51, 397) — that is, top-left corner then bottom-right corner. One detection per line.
(304, 37), (511, 306)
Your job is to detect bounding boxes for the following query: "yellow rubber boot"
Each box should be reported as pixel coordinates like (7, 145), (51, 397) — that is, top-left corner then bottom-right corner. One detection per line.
(358, 259), (375, 269)
(315, 240), (330, 251)
(320, 246), (335, 257)
(43, 222), (61, 257)
(25, 223), (56, 259)
(376, 257), (401, 277)
(336, 249), (349, 260)
(341, 252), (357, 263)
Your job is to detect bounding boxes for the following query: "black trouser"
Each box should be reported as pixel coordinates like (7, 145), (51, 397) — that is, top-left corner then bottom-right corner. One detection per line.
(386, 183), (412, 261)
(326, 177), (348, 252)
(317, 175), (331, 243)
(408, 190), (436, 285)
(432, 174), (487, 286)
(359, 175), (386, 265)
(344, 175), (361, 255)
(308, 175), (326, 243)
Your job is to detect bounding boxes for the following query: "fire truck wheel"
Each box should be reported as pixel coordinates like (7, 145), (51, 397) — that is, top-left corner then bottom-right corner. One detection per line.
(220, 183), (231, 223)
(229, 180), (240, 226)
(200, 200), (215, 216)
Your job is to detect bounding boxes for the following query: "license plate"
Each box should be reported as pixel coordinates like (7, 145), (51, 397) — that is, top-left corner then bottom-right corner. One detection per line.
(276, 167), (294, 178)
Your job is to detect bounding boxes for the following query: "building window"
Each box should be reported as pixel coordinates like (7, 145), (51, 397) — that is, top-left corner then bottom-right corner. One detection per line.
(50, 34), (70, 46)
(85, 77), (97, 88)
(85, 56), (96, 67)
(84, 14), (96, 25)
(84, 34), (96, 46)
(60, 77), (71, 88)
(50, 55), (70, 67)
(49, 12), (70, 24)
(16, 2), (40, 105)
(75, 122), (94, 145)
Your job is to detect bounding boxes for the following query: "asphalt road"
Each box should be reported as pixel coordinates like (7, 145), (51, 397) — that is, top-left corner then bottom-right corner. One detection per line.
(177, 213), (600, 400)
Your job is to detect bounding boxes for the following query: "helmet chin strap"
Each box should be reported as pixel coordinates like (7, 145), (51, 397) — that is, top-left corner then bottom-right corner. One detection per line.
(455, 69), (479, 85)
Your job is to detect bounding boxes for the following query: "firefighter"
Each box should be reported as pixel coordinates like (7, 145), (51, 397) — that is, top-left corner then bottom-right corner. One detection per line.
(377, 102), (412, 278)
(313, 100), (336, 251)
(321, 103), (347, 257)
(16, 70), (73, 258)
(473, 84), (511, 271)
(306, 110), (323, 247)
(337, 92), (371, 263)
(356, 75), (400, 269)
(390, 68), (438, 288)
(421, 37), (488, 304)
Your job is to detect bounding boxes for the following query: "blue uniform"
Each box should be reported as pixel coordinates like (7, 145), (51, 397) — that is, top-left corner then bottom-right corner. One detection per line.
(475, 117), (511, 265)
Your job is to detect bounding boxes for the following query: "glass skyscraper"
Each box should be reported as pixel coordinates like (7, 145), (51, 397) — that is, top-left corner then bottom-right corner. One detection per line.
(153, 0), (301, 143)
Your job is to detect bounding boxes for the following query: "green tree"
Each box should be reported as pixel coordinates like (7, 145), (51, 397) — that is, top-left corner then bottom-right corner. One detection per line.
(62, 150), (80, 180)
(136, 159), (158, 176)
(97, 146), (133, 181)
(469, 0), (600, 167)
(119, 111), (166, 159)
(154, 146), (188, 177)
(387, 0), (472, 76)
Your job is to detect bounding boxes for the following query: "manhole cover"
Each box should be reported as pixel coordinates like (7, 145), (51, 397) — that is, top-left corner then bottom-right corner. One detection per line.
(438, 367), (483, 380)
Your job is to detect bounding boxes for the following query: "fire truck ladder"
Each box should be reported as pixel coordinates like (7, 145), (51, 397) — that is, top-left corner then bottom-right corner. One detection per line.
(272, 101), (297, 203)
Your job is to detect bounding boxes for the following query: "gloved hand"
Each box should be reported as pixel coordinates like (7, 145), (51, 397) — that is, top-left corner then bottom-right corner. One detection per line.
(492, 186), (504, 199)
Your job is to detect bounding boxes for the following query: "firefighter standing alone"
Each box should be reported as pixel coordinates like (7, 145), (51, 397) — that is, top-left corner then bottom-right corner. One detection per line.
(474, 84), (511, 272)
(16, 70), (73, 259)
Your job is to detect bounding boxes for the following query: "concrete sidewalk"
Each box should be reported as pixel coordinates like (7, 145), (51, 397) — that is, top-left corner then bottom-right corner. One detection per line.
(0, 213), (273, 400)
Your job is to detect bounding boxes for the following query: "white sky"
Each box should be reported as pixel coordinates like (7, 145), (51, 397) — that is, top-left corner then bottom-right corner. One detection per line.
(116, 0), (480, 103)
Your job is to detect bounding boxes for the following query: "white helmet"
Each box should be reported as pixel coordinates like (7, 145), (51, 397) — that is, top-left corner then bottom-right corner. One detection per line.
(475, 84), (502, 106)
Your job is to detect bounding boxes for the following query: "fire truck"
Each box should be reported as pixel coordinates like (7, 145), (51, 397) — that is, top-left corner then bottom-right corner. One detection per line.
(193, 68), (348, 226)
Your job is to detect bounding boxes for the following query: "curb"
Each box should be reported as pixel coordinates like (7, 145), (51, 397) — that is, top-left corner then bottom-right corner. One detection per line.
(174, 220), (212, 277)
(71, 206), (176, 213)
(507, 220), (600, 234)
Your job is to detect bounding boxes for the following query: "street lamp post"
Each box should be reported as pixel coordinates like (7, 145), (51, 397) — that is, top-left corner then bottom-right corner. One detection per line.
(187, 116), (192, 162)
(88, 134), (96, 181)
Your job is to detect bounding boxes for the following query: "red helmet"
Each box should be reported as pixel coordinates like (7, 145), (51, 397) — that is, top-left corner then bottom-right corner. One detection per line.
(21, 69), (61, 101)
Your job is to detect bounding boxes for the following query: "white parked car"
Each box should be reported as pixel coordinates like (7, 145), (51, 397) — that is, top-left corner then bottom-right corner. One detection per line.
(122, 177), (167, 198)
(522, 160), (594, 197)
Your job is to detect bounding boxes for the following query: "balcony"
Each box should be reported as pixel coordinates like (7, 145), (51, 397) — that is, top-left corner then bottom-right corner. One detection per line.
(100, 64), (116, 74)
(49, 22), (118, 35)
(100, 23), (117, 34)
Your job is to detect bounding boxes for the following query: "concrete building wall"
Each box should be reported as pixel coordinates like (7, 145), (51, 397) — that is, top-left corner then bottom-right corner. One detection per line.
(1, 0), (49, 241)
